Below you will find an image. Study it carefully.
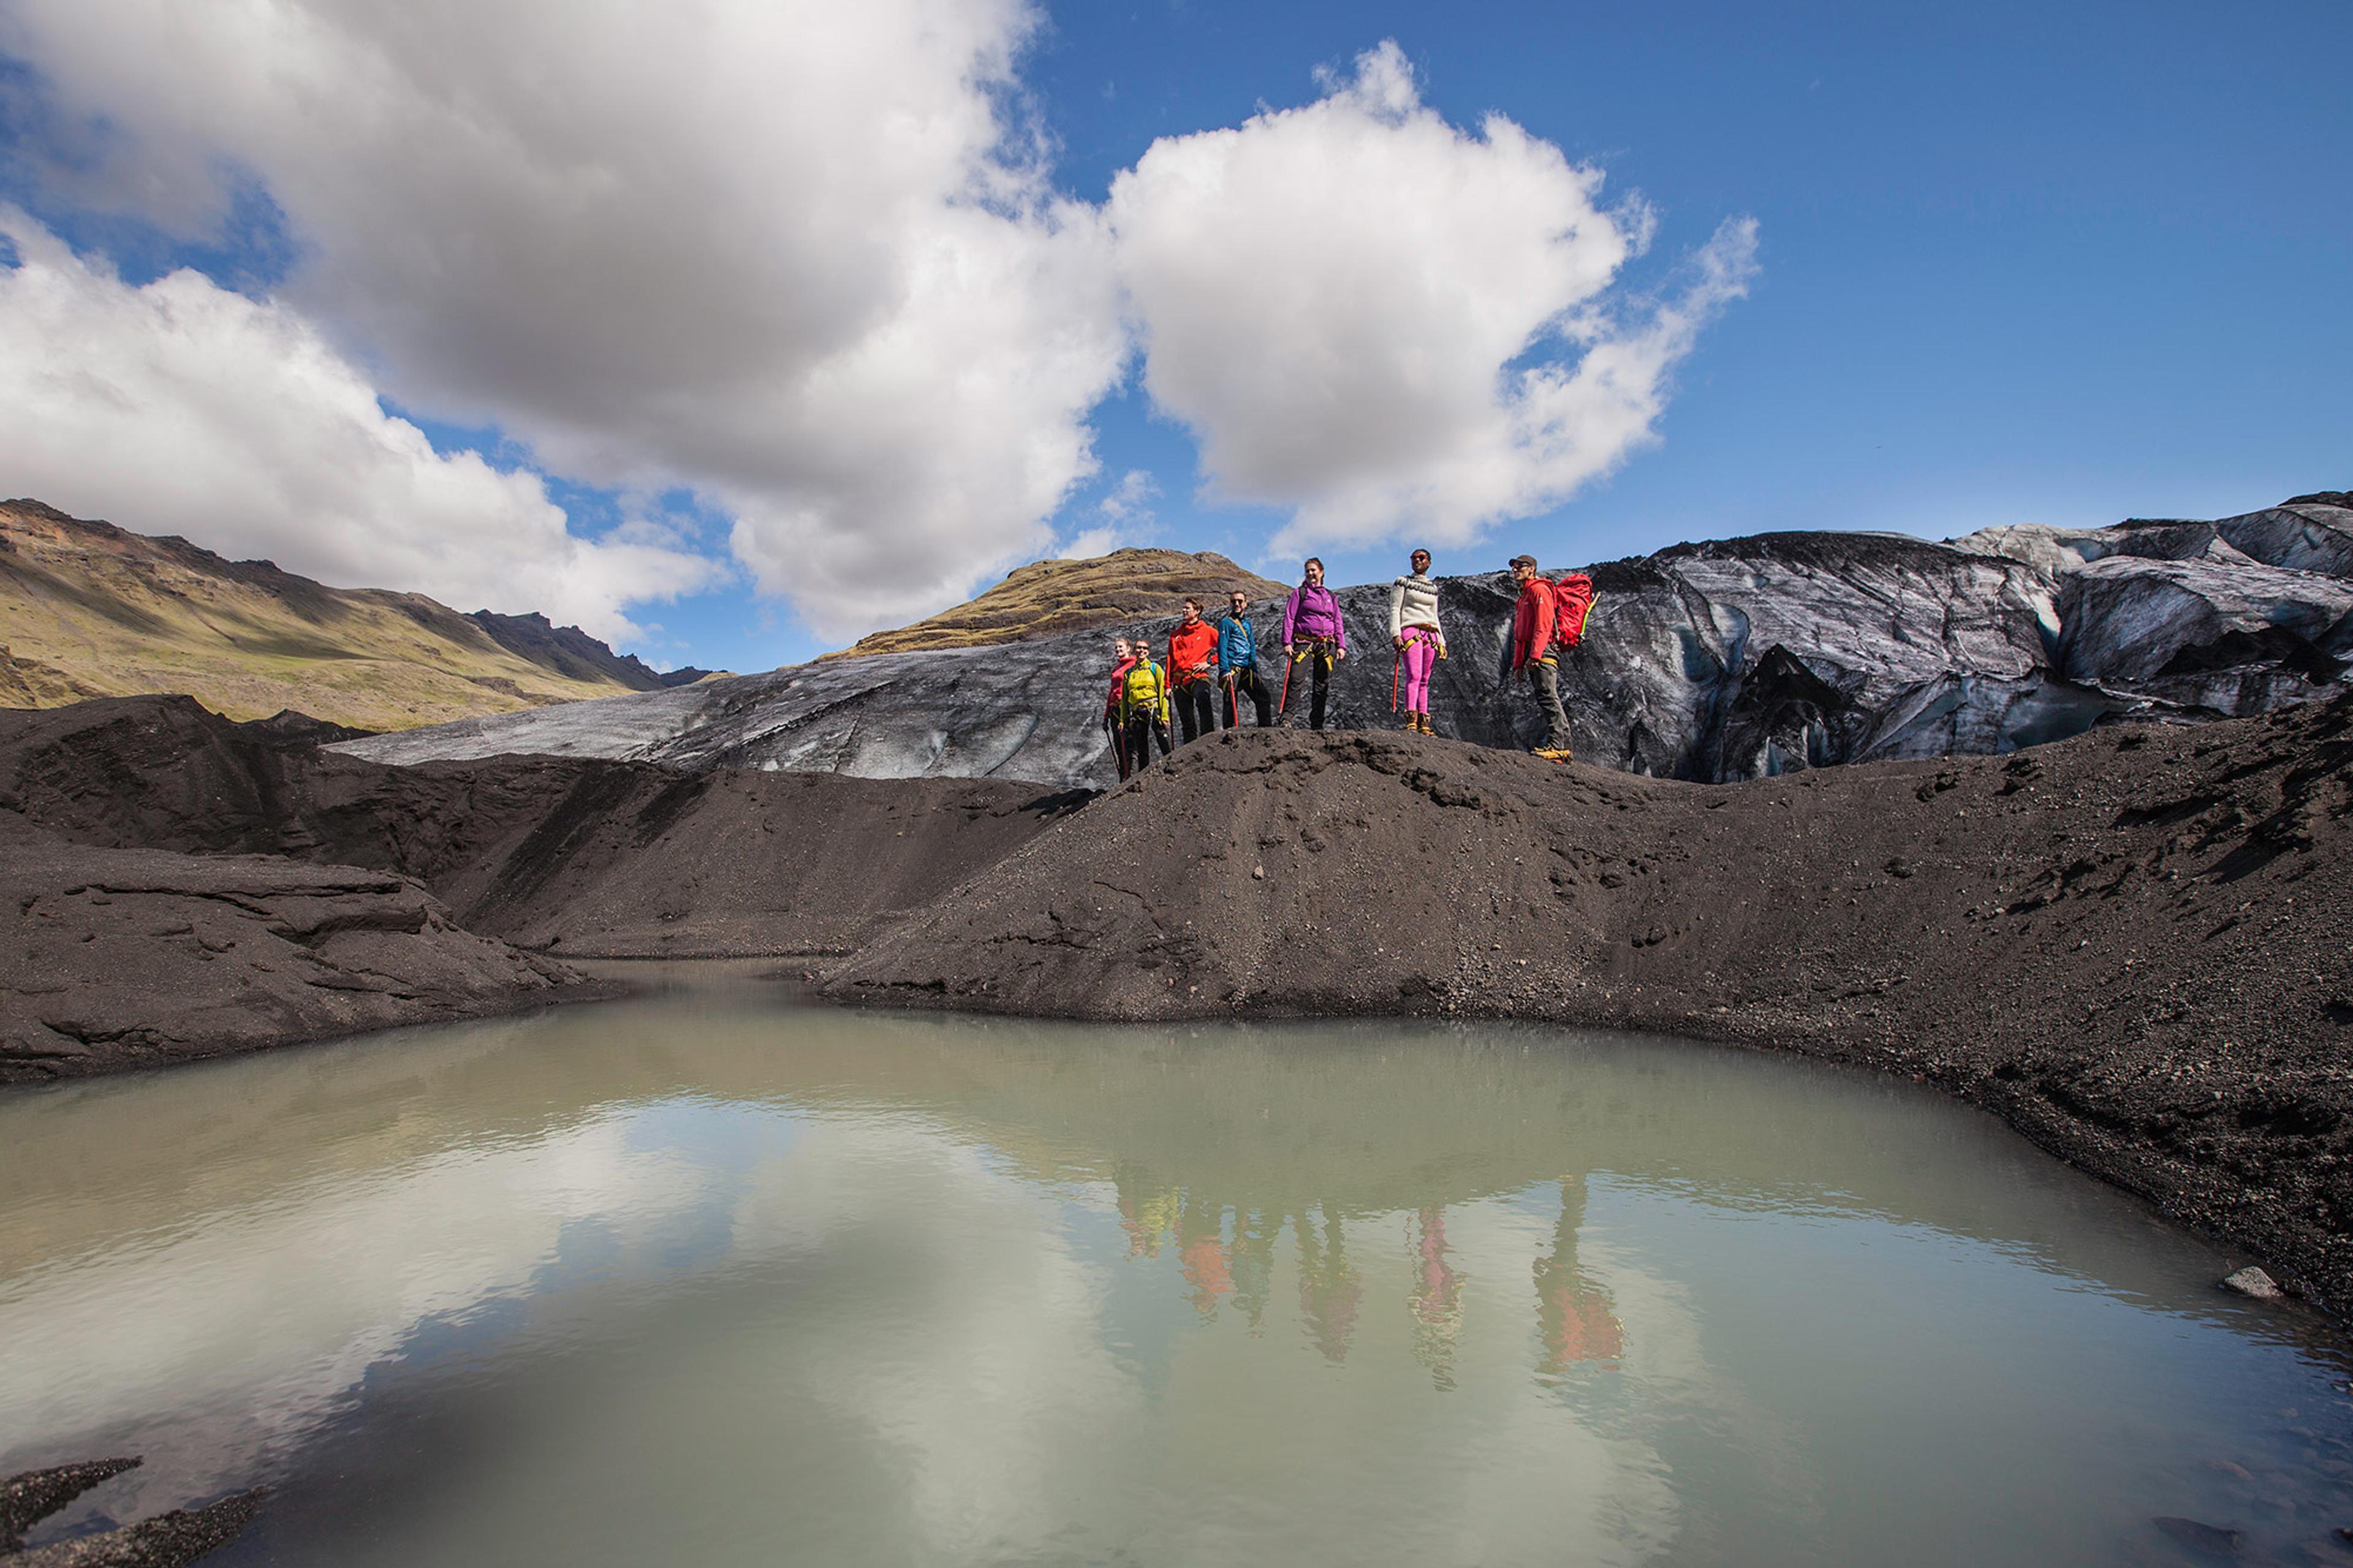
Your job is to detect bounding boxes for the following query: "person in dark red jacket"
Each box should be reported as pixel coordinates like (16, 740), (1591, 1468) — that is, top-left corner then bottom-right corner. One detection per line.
(1507, 555), (1573, 760)
(1165, 597), (1221, 743)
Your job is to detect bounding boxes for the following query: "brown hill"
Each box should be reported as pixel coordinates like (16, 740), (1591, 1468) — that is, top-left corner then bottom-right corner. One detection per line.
(832, 547), (1288, 658)
(0, 499), (714, 731)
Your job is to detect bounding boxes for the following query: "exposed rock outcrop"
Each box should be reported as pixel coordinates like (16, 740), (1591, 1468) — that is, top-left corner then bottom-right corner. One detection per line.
(2, 1458), (260, 1568)
(821, 694), (2353, 1312)
(468, 610), (715, 690)
(336, 496), (2353, 789)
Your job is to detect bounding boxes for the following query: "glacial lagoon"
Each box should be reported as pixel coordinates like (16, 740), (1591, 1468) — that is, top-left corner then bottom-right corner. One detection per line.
(2, 975), (2347, 1566)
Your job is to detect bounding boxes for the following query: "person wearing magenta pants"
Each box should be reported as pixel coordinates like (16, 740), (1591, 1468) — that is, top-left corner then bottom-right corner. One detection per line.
(1389, 548), (1447, 735)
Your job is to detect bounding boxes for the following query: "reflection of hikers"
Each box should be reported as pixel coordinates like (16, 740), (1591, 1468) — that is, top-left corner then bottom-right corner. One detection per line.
(1216, 591), (1274, 727)
(1281, 557), (1347, 731)
(1114, 636), (1173, 773)
(1389, 548), (1447, 737)
(1113, 1164), (1181, 1257)
(1534, 1175), (1624, 1374)
(1507, 554), (1574, 762)
(1178, 1192), (1233, 1316)
(1407, 1206), (1466, 1390)
(1166, 597), (1221, 744)
(1102, 636), (1139, 779)
(1294, 1206), (1363, 1363)
(1227, 1208), (1279, 1332)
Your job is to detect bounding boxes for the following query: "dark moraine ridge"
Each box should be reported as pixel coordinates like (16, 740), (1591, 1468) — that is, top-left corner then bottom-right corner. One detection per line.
(822, 694), (2353, 1313)
(0, 697), (1089, 1081)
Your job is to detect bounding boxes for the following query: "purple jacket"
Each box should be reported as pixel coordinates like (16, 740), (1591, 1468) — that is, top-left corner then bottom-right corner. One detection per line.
(1282, 583), (1346, 653)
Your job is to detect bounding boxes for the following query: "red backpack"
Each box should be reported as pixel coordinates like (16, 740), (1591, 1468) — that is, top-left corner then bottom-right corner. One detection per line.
(1552, 572), (1595, 650)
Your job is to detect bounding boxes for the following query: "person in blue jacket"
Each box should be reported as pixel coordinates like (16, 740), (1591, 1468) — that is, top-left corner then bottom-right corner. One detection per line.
(1214, 589), (1273, 727)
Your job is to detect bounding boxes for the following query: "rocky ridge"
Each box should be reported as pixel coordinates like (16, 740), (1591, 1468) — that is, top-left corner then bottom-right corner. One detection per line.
(335, 495), (2353, 789)
(0, 499), (710, 730)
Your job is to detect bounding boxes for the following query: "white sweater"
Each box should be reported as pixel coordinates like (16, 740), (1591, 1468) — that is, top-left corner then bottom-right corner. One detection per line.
(1389, 574), (1444, 641)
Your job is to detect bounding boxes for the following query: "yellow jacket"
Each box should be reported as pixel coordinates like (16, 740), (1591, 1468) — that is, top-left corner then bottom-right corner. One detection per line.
(1118, 657), (1172, 724)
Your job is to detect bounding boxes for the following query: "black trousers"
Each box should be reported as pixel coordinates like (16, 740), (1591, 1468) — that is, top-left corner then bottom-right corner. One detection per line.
(1121, 711), (1172, 771)
(1283, 642), (1336, 730)
(1222, 665), (1273, 727)
(1173, 680), (1216, 743)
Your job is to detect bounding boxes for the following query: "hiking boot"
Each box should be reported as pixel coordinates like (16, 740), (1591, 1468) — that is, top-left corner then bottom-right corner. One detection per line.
(1533, 746), (1574, 763)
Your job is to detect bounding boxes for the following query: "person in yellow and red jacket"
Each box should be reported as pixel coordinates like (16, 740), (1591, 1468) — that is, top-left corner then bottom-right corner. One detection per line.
(1113, 633), (1173, 774)
(1165, 596), (1221, 744)
(1507, 554), (1574, 761)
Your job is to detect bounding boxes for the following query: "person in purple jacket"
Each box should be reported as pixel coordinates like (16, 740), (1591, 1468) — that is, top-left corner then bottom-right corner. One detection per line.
(1281, 556), (1347, 731)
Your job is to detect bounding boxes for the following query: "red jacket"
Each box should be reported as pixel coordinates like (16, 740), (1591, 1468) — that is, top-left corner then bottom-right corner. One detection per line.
(1104, 655), (1138, 716)
(1167, 619), (1219, 683)
(1510, 577), (1555, 671)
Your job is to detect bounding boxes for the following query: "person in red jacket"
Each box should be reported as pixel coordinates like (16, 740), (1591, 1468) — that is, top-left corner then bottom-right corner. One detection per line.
(1165, 596), (1221, 743)
(1507, 554), (1574, 761)
(1102, 635), (1139, 778)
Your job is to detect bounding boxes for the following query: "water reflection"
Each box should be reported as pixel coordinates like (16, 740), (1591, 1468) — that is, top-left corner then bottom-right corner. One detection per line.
(1536, 1178), (1624, 1377)
(0, 987), (2346, 1567)
(1409, 1206), (1464, 1387)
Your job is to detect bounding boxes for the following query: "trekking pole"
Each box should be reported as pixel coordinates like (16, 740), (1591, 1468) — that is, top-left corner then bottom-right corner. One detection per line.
(1391, 646), (1402, 713)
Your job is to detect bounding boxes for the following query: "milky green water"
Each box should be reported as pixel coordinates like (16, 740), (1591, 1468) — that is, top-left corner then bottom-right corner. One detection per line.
(1, 978), (2347, 1567)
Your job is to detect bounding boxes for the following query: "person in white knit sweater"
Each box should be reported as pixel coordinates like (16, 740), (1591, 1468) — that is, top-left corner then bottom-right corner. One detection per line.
(1389, 549), (1447, 735)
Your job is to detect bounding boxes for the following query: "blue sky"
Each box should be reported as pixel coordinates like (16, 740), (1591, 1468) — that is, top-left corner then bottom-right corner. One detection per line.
(1, 1), (2346, 673)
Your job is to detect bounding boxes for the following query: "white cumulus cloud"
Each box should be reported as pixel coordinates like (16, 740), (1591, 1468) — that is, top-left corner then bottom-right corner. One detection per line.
(0, 0), (1127, 642)
(1108, 40), (1758, 554)
(0, 11), (1752, 647)
(0, 210), (719, 642)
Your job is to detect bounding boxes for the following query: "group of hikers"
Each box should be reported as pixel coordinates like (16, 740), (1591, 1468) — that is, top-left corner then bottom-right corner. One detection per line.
(1116, 1172), (1623, 1382)
(1101, 549), (1596, 779)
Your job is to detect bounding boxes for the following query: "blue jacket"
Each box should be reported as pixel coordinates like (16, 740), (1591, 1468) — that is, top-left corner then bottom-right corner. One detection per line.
(1214, 612), (1259, 674)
